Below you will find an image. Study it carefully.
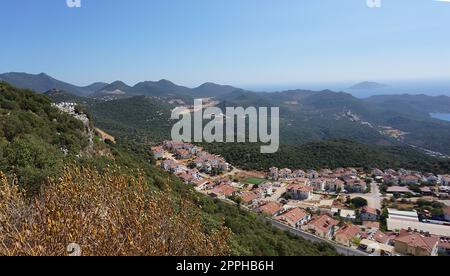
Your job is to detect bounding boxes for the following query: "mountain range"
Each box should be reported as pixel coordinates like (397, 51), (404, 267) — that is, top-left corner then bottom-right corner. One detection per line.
(0, 72), (243, 101)
(2, 72), (450, 158)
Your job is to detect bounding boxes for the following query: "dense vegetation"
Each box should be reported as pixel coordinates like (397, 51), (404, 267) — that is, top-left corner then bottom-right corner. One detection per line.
(0, 168), (230, 256)
(203, 140), (450, 173)
(0, 82), (338, 256)
(89, 96), (172, 144)
(0, 82), (91, 191)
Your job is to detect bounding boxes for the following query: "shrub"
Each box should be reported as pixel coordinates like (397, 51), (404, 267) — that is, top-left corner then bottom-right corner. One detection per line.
(0, 167), (231, 256)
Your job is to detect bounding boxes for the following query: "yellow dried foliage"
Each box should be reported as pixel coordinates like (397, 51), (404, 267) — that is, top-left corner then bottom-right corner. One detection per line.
(0, 168), (230, 256)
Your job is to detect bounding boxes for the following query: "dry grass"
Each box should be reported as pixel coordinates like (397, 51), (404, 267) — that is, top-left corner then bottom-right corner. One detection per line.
(0, 168), (230, 256)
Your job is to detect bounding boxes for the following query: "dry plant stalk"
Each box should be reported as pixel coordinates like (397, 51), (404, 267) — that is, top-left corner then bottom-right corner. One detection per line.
(0, 168), (231, 256)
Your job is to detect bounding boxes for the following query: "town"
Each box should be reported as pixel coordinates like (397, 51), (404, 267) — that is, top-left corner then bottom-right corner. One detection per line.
(153, 141), (450, 256)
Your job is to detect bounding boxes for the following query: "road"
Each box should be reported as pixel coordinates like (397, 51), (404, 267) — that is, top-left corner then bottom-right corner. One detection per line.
(263, 218), (369, 256)
(351, 181), (382, 210)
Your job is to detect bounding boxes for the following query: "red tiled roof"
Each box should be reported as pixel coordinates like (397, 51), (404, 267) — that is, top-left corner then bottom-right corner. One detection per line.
(363, 221), (380, 229)
(373, 230), (391, 244)
(335, 225), (361, 240)
(287, 184), (313, 193)
(308, 215), (339, 233)
(240, 192), (259, 204)
(362, 207), (378, 215)
(258, 202), (283, 216)
(387, 186), (411, 193)
(395, 230), (439, 253)
(278, 208), (309, 224)
(211, 184), (237, 197)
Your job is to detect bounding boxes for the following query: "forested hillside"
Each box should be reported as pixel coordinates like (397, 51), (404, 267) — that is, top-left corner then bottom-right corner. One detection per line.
(0, 82), (338, 256)
(203, 140), (450, 174)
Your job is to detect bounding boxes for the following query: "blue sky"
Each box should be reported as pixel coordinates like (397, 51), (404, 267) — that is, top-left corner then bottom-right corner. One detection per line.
(1, 0), (450, 87)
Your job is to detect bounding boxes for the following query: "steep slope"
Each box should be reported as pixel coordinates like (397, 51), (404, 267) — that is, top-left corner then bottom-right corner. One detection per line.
(0, 82), (92, 190)
(89, 95), (173, 143)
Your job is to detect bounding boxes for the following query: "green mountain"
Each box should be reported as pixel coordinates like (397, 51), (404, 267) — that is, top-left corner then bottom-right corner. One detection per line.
(89, 95), (173, 143)
(0, 82), (92, 191)
(0, 72), (103, 96)
(202, 140), (450, 174)
(0, 82), (339, 256)
(190, 82), (242, 97)
(4, 72), (450, 156)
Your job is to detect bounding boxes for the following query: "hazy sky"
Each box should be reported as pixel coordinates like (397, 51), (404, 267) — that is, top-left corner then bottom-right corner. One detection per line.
(1, 0), (450, 87)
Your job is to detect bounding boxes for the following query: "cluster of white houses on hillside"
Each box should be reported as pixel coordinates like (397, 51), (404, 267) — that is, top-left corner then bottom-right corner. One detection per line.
(152, 141), (230, 174)
(269, 167), (368, 194)
(151, 141), (450, 256)
(373, 168), (450, 186)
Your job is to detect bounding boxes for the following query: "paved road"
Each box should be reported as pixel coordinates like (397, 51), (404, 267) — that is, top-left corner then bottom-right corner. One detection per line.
(351, 181), (382, 210)
(263, 218), (369, 256)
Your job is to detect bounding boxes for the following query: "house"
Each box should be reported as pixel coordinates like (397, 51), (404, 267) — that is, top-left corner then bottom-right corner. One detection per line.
(335, 225), (361, 247)
(361, 207), (379, 221)
(325, 178), (345, 192)
(258, 202), (284, 217)
(394, 230), (439, 256)
(161, 159), (178, 172)
(338, 209), (357, 221)
(420, 186), (433, 196)
(176, 172), (195, 184)
(386, 186), (412, 194)
(292, 169), (306, 178)
(307, 170), (319, 179)
(320, 169), (333, 177)
(279, 168), (292, 179)
(345, 179), (367, 193)
(441, 175), (450, 186)
(277, 208), (311, 228)
(151, 146), (164, 159)
(372, 168), (384, 177)
(305, 215), (339, 240)
(423, 173), (439, 185)
(269, 167), (279, 180)
(286, 185), (313, 201)
(362, 221), (380, 230)
(239, 192), (260, 206)
(192, 179), (209, 190)
(174, 148), (192, 159)
(444, 206), (450, 222)
(310, 178), (326, 192)
(438, 237), (450, 256)
(210, 184), (237, 198)
(384, 175), (399, 185)
(288, 177), (310, 186)
(371, 230), (393, 245)
(400, 175), (420, 185)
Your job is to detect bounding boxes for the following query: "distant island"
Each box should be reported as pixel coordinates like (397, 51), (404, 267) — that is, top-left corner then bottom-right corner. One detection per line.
(349, 81), (389, 90)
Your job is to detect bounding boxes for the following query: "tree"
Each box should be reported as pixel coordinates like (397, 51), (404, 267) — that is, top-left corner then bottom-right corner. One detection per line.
(350, 197), (368, 209)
